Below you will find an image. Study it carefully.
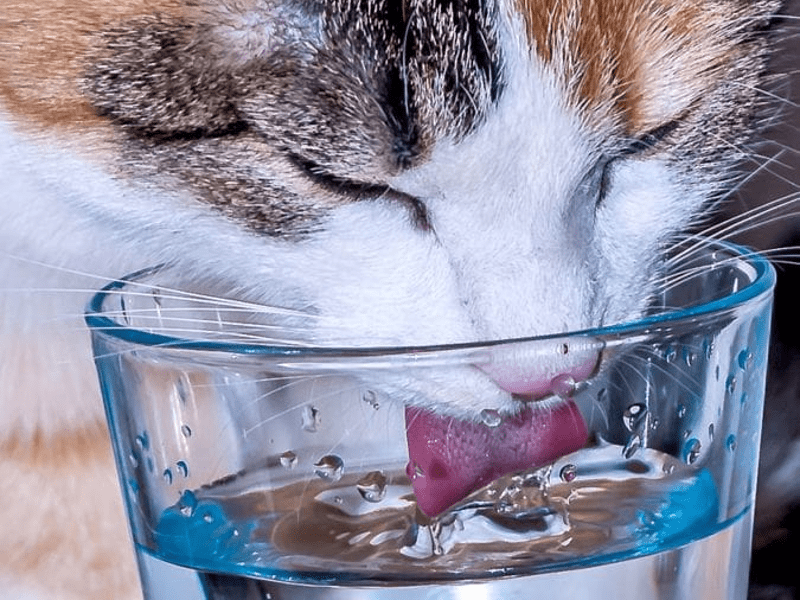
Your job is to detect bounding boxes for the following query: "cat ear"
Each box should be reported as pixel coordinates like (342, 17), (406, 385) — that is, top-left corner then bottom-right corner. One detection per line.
(82, 1), (322, 138)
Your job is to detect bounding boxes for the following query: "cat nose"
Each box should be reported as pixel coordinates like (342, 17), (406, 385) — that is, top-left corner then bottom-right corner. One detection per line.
(477, 336), (602, 400)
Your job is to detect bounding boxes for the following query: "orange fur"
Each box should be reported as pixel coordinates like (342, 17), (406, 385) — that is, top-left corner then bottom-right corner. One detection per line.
(0, 424), (139, 599)
(516, 0), (762, 134)
(0, 0), (183, 133)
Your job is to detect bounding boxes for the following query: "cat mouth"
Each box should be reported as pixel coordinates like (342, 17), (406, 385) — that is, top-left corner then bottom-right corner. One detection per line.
(405, 338), (600, 516)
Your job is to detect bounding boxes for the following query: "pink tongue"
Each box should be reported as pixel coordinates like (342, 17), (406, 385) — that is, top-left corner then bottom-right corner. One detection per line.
(405, 401), (588, 516)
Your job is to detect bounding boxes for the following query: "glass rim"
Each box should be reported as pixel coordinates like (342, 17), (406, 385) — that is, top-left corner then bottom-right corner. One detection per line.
(84, 240), (775, 359)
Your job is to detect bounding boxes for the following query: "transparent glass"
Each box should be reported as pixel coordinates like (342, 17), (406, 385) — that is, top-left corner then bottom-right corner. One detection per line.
(86, 241), (774, 600)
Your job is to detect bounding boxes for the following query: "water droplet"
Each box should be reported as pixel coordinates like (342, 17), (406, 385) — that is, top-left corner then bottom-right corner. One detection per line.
(551, 374), (576, 398)
(738, 349), (753, 370)
(181, 424), (192, 438)
(559, 464), (577, 483)
(202, 512), (214, 523)
(684, 438), (702, 464)
(677, 404), (687, 419)
(726, 375), (737, 395)
(176, 461), (189, 477)
(683, 348), (696, 367)
(708, 423), (715, 440)
(128, 478), (140, 495)
(703, 339), (714, 359)
(280, 451), (298, 469)
(663, 345), (677, 363)
(596, 387), (609, 404)
(480, 408), (502, 428)
(740, 392), (748, 405)
(623, 434), (642, 459)
(314, 455), (344, 481)
(146, 457), (154, 473)
(726, 434), (737, 452)
(135, 433), (149, 451)
(623, 403), (647, 432)
(362, 390), (380, 409)
(178, 490), (197, 517)
(175, 376), (191, 404)
(120, 296), (130, 324)
(128, 453), (139, 468)
(163, 469), (173, 484)
(301, 405), (321, 432)
(356, 471), (387, 503)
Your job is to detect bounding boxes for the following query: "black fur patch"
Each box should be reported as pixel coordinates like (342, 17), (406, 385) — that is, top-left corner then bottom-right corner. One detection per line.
(81, 1), (503, 236)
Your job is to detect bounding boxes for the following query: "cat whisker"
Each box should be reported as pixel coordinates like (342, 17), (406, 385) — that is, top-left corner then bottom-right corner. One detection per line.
(667, 194), (800, 267)
(3, 252), (323, 318)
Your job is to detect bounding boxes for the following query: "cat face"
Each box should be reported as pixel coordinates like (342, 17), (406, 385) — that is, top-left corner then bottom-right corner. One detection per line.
(0, 0), (778, 415)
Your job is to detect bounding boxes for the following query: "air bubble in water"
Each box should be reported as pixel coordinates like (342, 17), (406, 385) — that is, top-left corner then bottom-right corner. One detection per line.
(163, 469), (173, 485)
(726, 375), (737, 395)
(356, 471), (387, 503)
(280, 451), (298, 469)
(677, 404), (687, 419)
(738, 349), (753, 370)
(128, 453), (139, 468)
(176, 461), (189, 478)
(684, 438), (702, 464)
(178, 490), (197, 517)
(623, 403), (647, 432)
(726, 435), (737, 452)
(559, 464), (577, 483)
(301, 405), (321, 432)
(181, 424), (192, 438)
(314, 455), (344, 481)
(708, 423), (715, 440)
(480, 409), (502, 428)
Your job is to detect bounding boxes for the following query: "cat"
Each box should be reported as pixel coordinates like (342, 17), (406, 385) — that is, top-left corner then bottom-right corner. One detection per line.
(0, 0), (792, 598)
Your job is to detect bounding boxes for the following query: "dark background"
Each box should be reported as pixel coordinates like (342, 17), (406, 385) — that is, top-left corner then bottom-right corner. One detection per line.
(737, 3), (800, 599)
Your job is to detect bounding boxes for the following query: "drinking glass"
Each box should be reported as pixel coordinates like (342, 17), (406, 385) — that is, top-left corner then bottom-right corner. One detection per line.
(86, 241), (774, 600)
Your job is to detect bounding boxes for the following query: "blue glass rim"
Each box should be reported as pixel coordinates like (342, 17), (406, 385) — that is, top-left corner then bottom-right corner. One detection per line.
(84, 240), (775, 359)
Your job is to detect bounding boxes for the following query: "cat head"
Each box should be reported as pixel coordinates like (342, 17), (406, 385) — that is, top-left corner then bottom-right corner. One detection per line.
(3, 0), (780, 414)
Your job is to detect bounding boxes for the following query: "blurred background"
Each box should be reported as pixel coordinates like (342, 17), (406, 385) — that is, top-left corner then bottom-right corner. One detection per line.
(736, 2), (800, 598)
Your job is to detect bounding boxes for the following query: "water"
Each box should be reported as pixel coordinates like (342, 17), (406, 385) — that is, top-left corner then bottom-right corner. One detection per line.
(133, 443), (753, 600)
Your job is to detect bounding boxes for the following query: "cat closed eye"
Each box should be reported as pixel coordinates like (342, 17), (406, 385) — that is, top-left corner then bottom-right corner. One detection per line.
(289, 153), (432, 231)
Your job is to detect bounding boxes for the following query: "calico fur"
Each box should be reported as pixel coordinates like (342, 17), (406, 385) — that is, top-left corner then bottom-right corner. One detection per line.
(0, 0), (786, 598)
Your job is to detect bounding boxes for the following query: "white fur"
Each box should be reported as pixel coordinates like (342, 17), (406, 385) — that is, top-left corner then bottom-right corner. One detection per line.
(0, 9), (710, 434)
